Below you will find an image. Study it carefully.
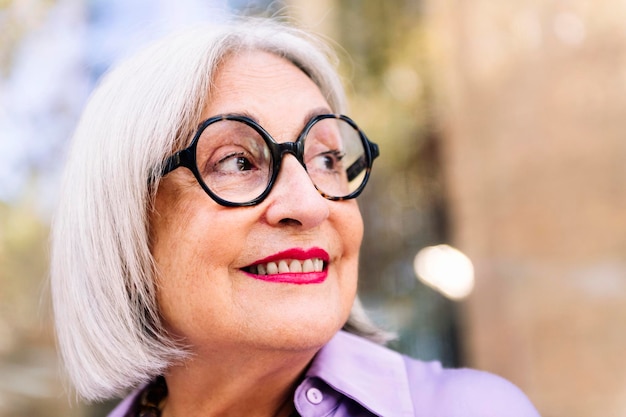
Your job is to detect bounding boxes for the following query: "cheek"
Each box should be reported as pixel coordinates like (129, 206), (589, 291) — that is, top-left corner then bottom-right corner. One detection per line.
(339, 202), (364, 257)
(150, 209), (242, 340)
(149, 185), (235, 323)
(150, 176), (250, 274)
(334, 201), (363, 302)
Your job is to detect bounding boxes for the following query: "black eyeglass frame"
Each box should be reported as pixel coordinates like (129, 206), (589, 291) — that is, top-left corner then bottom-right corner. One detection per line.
(161, 113), (380, 207)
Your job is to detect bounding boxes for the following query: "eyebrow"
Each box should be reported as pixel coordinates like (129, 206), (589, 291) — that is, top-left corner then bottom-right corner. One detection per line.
(205, 106), (334, 128)
(217, 110), (259, 123)
(304, 107), (334, 124)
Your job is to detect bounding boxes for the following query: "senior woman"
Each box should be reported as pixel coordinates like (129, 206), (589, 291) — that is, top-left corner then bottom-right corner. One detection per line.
(51, 18), (540, 417)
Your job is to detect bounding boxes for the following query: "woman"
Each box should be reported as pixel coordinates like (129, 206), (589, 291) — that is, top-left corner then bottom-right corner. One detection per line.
(51, 18), (540, 417)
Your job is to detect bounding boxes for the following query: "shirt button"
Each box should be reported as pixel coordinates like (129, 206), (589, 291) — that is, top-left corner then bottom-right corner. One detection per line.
(306, 387), (323, 405)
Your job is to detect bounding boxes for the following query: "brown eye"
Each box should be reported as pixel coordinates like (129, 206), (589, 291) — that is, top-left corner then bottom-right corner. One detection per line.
(308, 150), (345, 173)
(215, 153), (257, 173)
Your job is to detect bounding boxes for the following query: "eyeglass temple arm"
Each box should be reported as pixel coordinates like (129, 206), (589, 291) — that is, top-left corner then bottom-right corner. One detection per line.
(162, 153), (182, 176)
(346, 141), (379, 182)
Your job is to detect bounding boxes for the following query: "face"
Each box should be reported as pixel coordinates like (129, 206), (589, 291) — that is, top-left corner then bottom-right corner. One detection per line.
(150, 50), (364, 355)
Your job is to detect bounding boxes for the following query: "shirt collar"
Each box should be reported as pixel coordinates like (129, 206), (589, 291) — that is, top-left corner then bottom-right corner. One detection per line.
(306, 330), (415, 417)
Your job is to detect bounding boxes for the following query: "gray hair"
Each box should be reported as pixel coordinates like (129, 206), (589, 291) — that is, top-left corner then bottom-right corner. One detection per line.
(51, 17), (388, 402)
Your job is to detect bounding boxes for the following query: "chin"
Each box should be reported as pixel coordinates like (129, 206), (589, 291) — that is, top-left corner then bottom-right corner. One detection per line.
(250, 306), (349, 353)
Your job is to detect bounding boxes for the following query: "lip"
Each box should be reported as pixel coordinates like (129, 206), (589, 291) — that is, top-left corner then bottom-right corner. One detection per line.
(242, 247), (329, 285)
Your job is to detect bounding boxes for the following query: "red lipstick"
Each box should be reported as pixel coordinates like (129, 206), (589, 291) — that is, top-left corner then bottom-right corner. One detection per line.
(243, 247), (329, 284)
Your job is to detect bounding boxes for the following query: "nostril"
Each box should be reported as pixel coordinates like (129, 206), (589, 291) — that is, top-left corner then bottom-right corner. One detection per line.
(278, 218), (303, 227)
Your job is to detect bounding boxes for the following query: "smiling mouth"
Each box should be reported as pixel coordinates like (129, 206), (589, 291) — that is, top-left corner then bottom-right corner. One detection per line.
(242, 248), (329, 284)
(245, 258), (326, 275)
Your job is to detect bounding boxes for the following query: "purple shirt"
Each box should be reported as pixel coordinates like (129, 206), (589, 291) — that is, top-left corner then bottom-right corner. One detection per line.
(108, 330), (540, 416)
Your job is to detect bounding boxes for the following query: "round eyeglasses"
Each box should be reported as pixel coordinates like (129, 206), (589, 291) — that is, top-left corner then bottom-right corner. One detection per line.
(161, 114), (379, 207)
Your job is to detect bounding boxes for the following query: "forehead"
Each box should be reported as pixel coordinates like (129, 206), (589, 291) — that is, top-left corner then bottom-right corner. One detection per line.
(201, 50), (330, 128)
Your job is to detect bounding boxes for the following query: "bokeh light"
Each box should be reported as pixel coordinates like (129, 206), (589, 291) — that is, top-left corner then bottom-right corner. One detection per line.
(413, 244), (475, 300)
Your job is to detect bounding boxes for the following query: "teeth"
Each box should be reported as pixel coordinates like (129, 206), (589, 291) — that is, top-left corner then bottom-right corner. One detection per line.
(266, 262), (278, 275)
(289, 260), (302, 273)
(315, 259), (323, 271)
(302, 259), (314, 273)
(251, 258), (325, 275)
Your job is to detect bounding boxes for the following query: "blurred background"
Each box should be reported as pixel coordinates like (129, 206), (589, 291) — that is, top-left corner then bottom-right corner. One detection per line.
(1, 0), (625, 416)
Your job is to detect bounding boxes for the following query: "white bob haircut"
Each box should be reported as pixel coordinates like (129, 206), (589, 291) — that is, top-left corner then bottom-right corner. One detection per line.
(51, 17), (387, 402)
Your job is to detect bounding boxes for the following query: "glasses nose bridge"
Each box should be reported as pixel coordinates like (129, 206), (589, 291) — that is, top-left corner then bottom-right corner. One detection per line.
(276, 140), (305, 166)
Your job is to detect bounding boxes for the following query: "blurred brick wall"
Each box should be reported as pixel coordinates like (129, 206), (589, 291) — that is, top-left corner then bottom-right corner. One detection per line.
(425, 2), (626, 416)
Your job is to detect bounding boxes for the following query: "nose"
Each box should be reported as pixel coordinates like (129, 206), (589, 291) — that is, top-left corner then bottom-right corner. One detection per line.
(263, 154), (330, 229)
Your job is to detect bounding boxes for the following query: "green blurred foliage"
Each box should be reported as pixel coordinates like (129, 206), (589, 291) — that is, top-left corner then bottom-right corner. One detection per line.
(0, 184), (72, 416)
(0, 197), (49, 346)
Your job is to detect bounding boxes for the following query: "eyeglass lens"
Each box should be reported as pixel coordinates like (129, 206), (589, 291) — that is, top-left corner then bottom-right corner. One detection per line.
(194, 117), (368, 204)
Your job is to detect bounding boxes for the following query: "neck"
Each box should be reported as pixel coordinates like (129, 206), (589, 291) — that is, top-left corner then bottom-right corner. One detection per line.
(161, 347), (315, 417)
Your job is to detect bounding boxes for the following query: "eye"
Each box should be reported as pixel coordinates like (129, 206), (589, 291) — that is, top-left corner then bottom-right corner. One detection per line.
(310, 150), (345, 173)
(215, 152), (257, 173)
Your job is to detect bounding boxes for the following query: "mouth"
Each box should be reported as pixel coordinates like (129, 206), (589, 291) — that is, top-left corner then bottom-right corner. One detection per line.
(246, 258), (326, 275)
(242, 248), (329, 284)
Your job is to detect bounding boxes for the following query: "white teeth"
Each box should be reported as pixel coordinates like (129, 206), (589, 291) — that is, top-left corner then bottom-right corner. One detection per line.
(266, 262), (279, 274)
(289, 259), (303, 273)
(251, 258), (325, 275)
(302, 259), (314, 273)
(314, 259), (323, 271)
(278, 260), (289, 273)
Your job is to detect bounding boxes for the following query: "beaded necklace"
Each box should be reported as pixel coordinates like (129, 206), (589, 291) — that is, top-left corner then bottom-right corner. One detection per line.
(136, 376), (167, 417)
